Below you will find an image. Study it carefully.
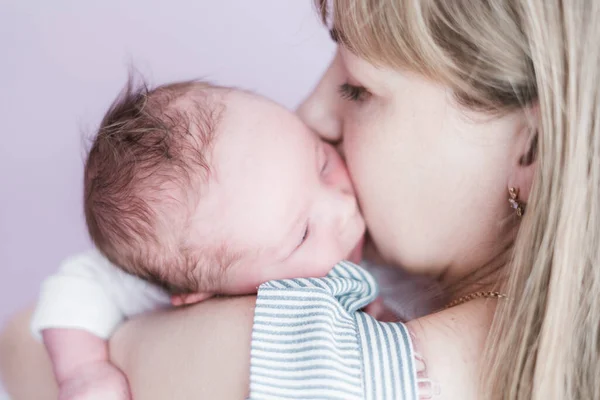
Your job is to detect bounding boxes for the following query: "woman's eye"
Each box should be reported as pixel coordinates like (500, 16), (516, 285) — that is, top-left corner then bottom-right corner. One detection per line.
(339, 83), (369, 102)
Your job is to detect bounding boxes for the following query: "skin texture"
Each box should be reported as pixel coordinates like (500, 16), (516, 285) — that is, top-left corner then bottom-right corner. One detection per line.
(0, 47), (537, 399)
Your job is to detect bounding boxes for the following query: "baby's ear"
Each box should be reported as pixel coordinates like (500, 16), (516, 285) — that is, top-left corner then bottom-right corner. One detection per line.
(170, 292), (214, 307)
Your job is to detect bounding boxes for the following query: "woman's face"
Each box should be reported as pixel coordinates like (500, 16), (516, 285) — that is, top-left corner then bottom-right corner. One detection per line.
(298, 48), (526, 280)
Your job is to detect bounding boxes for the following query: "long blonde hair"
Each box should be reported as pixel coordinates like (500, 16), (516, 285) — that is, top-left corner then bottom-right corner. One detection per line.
(317, 0), (600, 398)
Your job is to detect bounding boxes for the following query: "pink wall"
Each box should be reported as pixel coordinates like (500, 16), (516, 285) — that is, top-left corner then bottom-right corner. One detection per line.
(0, 1), (334, 326)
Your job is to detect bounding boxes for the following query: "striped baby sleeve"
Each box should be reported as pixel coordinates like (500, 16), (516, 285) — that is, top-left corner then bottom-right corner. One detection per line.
(248, 261), (419, 400)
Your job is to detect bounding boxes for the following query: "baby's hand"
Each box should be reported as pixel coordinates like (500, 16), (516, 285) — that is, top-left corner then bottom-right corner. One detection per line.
(58, 361), (131, 400)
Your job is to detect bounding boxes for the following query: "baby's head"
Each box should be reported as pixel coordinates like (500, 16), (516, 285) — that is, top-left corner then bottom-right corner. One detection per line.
(85, 79), (365, 300)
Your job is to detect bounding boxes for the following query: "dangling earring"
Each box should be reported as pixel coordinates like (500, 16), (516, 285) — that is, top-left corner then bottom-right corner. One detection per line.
(508, 187), (525, 217)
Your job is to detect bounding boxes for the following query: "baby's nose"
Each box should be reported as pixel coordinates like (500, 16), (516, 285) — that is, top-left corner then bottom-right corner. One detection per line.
(337, 190), (357, 230)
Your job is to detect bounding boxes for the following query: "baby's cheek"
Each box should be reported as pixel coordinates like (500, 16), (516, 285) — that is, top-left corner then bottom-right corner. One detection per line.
(311, 262), (336, 278)
(223, 262), (270, 294)
(284, 255), (333, 280)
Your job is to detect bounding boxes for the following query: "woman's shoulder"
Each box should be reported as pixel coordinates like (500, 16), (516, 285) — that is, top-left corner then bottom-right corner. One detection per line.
(406, 300), (496, 399)
(112, 295), (256, 399)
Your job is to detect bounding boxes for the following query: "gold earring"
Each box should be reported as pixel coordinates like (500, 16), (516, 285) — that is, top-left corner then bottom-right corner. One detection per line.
(508, 187), (525, 217)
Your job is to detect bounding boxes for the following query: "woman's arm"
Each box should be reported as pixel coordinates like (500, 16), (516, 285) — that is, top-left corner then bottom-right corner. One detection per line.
(112, 295), (255, 399)
(2, 294), (493, 400)
(1, 295), (256, 400)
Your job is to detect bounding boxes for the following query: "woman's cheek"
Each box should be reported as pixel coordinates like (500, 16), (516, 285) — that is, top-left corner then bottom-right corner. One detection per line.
(342, 117), (379, 213)
(340, 117), (362, 180)
(341, 112), (410, 265)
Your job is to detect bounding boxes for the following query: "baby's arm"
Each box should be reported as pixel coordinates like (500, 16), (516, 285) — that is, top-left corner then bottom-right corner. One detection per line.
(32, 250), (170, 400)
(42, 328), (130, 400)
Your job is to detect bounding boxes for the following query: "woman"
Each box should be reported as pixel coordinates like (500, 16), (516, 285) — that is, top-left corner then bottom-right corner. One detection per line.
(2, 0), (599, 398)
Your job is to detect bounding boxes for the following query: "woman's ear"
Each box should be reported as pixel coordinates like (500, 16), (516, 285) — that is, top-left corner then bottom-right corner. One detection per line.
(170, 292), (214, 307)
(509, 106), (539, 204)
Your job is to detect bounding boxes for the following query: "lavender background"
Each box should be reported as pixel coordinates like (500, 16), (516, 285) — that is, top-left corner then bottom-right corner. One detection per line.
(0, 0), (334, 327)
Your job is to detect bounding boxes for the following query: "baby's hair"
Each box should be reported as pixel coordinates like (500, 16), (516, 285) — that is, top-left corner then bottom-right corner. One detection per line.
(84, 76), (231, 294)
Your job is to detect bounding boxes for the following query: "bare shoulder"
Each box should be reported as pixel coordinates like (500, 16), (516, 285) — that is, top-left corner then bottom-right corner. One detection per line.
(111, 295), (257, 400)
(406, 300), (495, 400)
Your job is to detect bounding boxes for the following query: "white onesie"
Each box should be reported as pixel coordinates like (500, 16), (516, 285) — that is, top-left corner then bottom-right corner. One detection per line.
(30, 250), (170, 340)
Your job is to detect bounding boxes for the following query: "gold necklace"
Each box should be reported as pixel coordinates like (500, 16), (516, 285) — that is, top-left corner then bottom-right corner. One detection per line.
(444, 291), (508, 309)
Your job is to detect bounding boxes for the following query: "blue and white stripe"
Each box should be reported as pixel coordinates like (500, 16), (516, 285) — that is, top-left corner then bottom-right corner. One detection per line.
(249, 261), (419, 400)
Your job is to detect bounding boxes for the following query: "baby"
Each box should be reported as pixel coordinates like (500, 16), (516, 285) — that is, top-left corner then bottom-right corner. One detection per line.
(31, 79), (369, 399)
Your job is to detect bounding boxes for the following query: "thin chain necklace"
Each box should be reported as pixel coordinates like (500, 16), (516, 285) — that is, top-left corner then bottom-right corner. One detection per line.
(444, 291), (508, 309)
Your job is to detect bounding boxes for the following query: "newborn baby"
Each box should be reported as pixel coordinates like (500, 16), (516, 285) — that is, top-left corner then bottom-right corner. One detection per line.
(32, 80), (369, 399)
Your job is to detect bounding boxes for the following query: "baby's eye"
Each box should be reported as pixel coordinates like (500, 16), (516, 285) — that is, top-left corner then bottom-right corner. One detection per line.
(299, 225), (309, 246)
(339, 83), (370, 102)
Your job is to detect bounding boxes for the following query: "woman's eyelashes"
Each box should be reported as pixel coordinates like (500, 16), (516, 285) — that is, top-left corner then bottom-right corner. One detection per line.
(339, 82), (370, 102)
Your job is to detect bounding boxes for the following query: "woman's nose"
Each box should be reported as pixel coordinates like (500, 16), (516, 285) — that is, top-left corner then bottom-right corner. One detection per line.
(296, 51), (344, 143)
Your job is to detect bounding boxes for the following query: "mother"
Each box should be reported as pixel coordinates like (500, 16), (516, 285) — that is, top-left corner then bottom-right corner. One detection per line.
(2, 0), (599, 398)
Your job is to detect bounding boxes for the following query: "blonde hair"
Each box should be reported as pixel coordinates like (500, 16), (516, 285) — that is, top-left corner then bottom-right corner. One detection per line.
(317, 0), (600, 398)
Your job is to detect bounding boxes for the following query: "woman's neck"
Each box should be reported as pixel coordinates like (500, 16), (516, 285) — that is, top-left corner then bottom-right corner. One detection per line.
(362, 233), (509, 306)
(440, 257), (509, 307)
